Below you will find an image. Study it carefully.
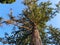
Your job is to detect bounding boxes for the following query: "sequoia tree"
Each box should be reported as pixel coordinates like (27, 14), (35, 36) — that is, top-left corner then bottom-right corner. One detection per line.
(0, 0), (60, 45)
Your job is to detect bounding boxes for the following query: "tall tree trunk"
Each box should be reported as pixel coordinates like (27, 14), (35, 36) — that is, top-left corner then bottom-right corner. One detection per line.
(30, 23), (42, 45)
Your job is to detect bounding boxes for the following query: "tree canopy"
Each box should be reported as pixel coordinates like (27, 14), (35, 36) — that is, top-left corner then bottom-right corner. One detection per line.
(0, 0), (15, 4)
(0, 0), (60, 45)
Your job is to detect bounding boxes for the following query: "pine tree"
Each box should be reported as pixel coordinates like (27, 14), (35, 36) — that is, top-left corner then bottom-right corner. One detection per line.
(0, 0), (60, 45)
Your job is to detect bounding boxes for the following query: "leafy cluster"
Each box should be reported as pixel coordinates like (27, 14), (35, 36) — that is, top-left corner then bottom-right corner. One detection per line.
(0, 0), (15, 4)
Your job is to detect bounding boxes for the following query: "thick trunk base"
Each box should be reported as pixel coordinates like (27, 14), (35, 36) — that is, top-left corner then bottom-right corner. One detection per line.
(30, 25), (42, 45)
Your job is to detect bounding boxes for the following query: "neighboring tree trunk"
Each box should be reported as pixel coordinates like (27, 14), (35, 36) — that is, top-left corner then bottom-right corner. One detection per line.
(30, 23), (42, 45)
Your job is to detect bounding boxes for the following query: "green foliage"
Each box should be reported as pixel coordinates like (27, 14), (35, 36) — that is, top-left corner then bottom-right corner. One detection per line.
(0, 0), (60, 45)
(48, 26), (60, 44)
(0, 0), (15, 4)
(23, 0), (57, 27)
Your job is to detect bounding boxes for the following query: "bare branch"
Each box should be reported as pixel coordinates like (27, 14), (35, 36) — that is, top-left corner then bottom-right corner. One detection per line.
(20, 26), (31, 30)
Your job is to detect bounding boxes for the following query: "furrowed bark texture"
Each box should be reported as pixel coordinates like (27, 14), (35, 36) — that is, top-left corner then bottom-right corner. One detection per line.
(30, 24), (42, 45)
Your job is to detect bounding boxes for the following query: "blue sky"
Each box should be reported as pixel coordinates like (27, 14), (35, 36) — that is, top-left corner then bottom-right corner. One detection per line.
(0, 0), (60, 45)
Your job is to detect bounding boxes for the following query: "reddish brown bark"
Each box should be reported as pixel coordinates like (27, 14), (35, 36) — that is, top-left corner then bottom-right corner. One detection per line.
(30, 24), (42, 45)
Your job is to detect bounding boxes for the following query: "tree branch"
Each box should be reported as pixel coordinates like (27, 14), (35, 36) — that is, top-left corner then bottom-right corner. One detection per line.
(20, 26), (31, 30)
